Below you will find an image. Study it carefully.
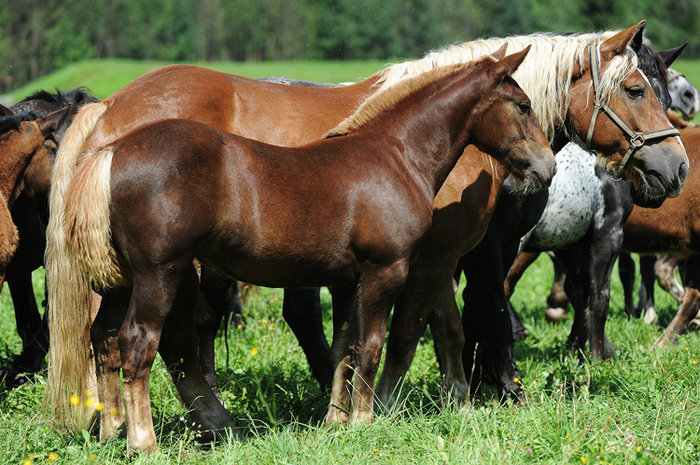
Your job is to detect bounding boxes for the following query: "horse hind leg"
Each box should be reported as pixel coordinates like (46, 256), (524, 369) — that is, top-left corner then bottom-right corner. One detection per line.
(655, 254), (683, 303)
(91, 288), (130, 441)
(654, 256), (700, 348)
(158, 263), (235, 442)
(118, 262), (199, 454)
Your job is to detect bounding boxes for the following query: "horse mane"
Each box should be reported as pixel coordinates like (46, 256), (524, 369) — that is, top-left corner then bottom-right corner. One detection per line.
(324, 61), (477, 138)
(374, 31), (639, 141)
(0, 111), (42, 136)
(18, 87), (98, 107)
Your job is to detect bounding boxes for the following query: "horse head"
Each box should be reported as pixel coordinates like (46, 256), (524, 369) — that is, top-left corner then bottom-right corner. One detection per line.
(568, 21), (689, 208)
(470, 45), (556, 193)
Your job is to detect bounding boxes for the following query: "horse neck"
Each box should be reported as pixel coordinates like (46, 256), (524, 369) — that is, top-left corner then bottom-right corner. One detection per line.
(0, 135), (45, 207)
(369, 75), (485, 199)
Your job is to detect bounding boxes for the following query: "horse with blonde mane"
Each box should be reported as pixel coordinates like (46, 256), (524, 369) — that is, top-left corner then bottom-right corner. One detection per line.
(54, 49), (555, 454)
(46, 20), (686, 445)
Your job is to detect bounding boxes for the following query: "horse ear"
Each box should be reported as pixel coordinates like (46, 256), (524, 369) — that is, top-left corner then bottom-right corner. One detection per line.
(0, 104), (13, 117)
(490, 43), (508, 61)
(600, 20), (646, 61)
(494, 45), (531, 78)
(39, 104), (72, 136)
(657, 43), (688, 67)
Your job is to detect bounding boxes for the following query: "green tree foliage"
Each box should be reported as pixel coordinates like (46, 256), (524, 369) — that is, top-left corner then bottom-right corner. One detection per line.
(1, 0), (699, 89)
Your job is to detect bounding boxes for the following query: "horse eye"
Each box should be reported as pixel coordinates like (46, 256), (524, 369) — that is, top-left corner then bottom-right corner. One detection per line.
(518, 102), (531, 115)
(625, 86), (645, 99)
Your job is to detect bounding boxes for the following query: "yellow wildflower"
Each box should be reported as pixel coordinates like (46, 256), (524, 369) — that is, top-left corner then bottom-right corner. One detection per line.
(47, 453), (59, 463)
(252, 347), (259, 356)
(69, 395), (80, 406)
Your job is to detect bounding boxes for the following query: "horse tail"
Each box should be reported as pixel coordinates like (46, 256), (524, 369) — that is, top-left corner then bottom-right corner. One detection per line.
(44, 101), (109, 433)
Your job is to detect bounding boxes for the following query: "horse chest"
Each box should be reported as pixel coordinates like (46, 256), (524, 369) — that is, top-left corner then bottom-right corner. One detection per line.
(528, 144), (604, 250)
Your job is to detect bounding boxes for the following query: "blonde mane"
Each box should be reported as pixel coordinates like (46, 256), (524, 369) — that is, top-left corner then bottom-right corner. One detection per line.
(324, 61), (476, 138)
(373, 31), (639, 141)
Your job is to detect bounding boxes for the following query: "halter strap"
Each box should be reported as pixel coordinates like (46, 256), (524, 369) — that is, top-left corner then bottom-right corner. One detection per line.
(667, 69), (684, 83)
(585, 42), (680, 177)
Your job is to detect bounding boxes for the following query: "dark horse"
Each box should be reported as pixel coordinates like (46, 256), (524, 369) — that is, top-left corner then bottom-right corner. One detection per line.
(0, 89), (98, 389)
(48, 50), (556, 454)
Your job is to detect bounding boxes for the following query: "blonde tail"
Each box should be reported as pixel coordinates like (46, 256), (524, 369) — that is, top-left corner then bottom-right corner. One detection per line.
(44, 101), (108, 433)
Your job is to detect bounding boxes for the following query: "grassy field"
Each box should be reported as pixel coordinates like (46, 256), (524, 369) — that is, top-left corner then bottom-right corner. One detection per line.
(0, 59), (699, 464)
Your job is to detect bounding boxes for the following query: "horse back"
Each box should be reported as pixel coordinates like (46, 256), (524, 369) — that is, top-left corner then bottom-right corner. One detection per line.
(86, 65), (378, 149)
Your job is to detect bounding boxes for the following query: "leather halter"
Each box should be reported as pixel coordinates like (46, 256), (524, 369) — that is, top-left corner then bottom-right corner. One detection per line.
(584, 42), (680, 179)
(667, 69), (684, 83)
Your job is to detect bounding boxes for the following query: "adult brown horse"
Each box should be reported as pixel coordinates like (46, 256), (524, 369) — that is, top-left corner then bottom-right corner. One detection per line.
(46, 21), (684, 440)
(50, 49), (554, 454)
(621, 111), (700, 347)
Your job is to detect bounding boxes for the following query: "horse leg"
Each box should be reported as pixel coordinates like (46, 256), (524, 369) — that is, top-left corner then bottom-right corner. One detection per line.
(554, 249), (589, 355)
(618, 252), (638, 318)
(349, 262), (408, 424)
(461, 239), (523, 403)
(638, 254), (658, 323)
(655, 254), (683, 303)
(282, 288), (333, 388)
(198, 266), (241, 399)
(586, 236), (623, 360)
(118, 261), (200, 454)
(654, 256), (700, 348)
(429, 283), (470, 402)
(545, 252), (569, 323)
(503, 250), (540, 301)
(159, 263), (234, 442)
(91, 288), (129, 441)
(0, 274), (47, 388)
(326, 286), (357, 423)
(376, 253), (468, 411)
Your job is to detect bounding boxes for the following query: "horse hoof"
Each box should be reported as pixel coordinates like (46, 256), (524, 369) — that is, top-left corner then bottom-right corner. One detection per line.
(544, 307), (566, 323)
(0, 368), (30, 389)
(643, 307), (658, 325)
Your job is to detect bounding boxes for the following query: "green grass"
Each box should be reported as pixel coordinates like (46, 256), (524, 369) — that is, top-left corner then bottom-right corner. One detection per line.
(0, 255), (698, 464)
(1, 59), (700, 463)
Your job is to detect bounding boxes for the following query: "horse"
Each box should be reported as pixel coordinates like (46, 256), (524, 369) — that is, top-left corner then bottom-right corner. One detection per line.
(619, 112), (700, 347)
(49, 49), (555, 454)
(0, 89), (98, 389)
(618, 67), (700, 321)
(45, 21), (685, 441)
(478, 45), (686, 398)
(239, 38), (685, 404)
(529, 65), (699, 325)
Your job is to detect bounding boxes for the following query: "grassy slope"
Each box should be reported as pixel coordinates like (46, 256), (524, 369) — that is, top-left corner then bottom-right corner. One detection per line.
(0, 59), (699, 464)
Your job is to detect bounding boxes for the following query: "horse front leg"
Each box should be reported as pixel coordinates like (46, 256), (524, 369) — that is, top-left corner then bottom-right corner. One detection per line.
(587, 235), (622, 360)
(617, 252), (638, 318)
(159, 263), (235, 442)
(429, 284), (470, 404)
(283, 288), (333, 388)
(325, 287), (357, 424)
(349, 261), (408, 424)
(376, 253), (467, 412)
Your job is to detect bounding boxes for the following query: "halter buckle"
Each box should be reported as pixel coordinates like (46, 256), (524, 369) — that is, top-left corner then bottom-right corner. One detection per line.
(629, 132), (645, 150)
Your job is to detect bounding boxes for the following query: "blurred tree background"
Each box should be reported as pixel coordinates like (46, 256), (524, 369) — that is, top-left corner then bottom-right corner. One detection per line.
(1, 0), (698, 89)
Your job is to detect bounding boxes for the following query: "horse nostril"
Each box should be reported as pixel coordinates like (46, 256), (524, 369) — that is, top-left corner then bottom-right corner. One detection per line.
(679, 162), (689, 183)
